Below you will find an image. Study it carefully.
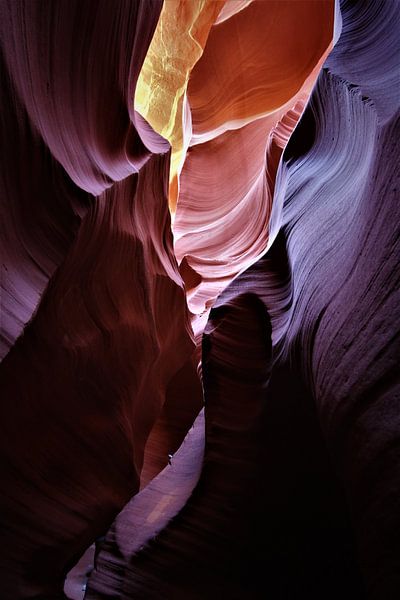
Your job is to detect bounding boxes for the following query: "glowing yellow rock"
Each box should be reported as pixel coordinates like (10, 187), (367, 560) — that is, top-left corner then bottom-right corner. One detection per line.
(134, 0), (225, 213)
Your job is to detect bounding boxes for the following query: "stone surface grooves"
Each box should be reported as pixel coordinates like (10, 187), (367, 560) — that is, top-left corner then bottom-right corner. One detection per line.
(0, 1), (399, 599)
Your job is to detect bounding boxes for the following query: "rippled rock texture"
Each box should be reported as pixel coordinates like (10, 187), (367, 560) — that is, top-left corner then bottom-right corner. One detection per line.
(1, 1), (399, 599)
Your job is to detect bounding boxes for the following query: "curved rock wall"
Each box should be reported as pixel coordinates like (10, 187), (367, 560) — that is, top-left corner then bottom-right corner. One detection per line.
(0, 1), (399, 599)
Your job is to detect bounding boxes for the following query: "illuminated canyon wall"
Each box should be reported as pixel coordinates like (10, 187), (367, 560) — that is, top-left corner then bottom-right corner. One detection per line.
(0, 1), (399, 599)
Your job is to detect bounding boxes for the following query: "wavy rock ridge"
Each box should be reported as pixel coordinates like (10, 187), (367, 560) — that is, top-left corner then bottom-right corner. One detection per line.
(0, 1), (399, 599)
